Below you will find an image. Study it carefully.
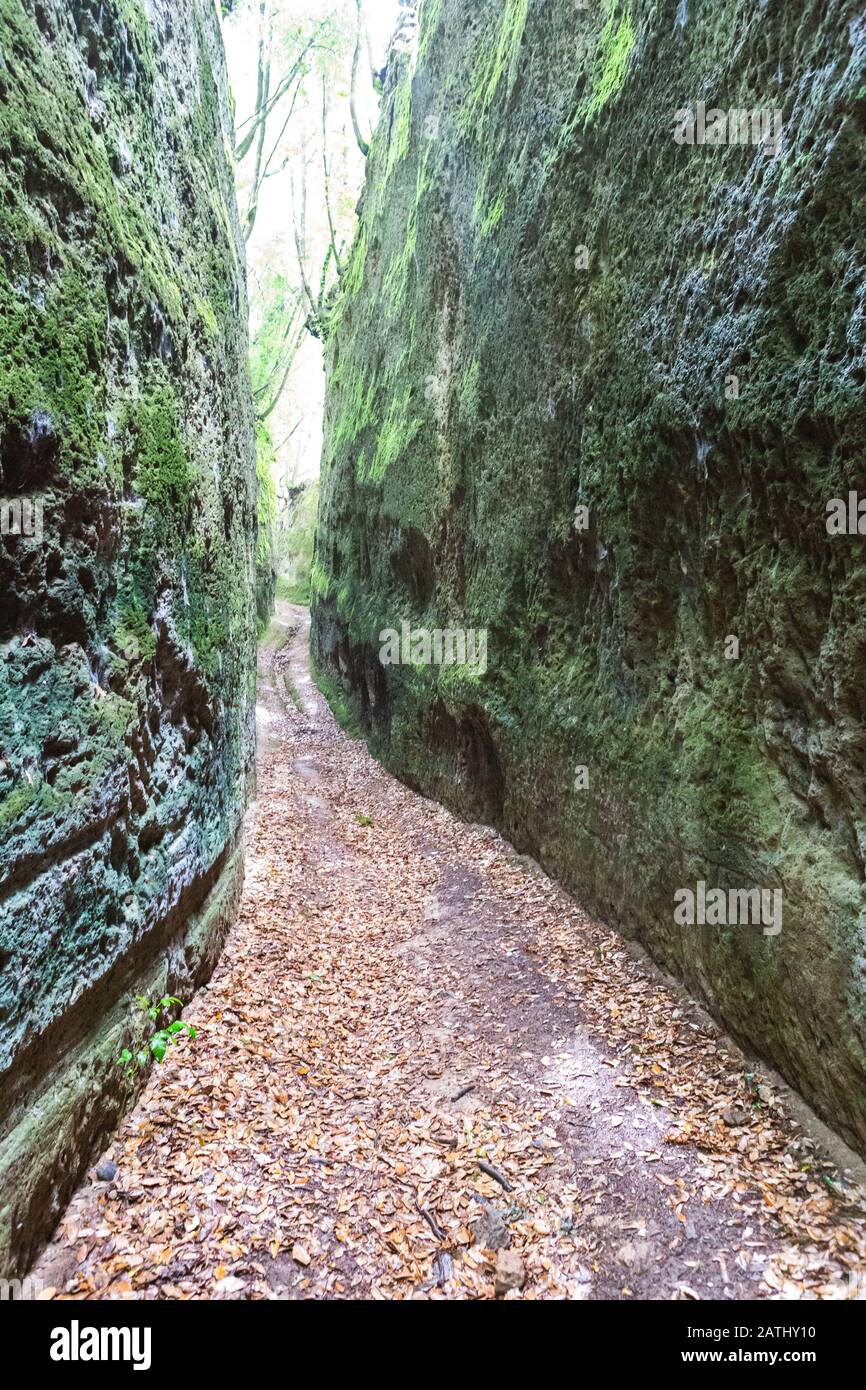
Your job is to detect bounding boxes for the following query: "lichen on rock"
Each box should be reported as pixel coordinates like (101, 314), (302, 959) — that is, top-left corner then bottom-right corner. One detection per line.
(0, 0), (257, 1275)
(313, 0), (866, 1153)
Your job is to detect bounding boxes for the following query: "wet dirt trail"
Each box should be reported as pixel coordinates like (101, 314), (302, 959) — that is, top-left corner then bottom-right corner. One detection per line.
(35, 605), (866, 1300)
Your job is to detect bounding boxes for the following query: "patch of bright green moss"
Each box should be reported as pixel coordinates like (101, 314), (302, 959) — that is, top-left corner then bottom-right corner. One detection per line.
(367, 387), (424, 482)
(580, 0), (635, 121)
(334, 373), (379, 452)
(114, 602), (157, 663)
(310, 654), (364, 739)
(0, 777), (70, 828)
(310, 559), (333, 602)
(194, 295), (219, 339)
(458, 0), (529, 141)
(386, 76), (413, 182)
(418, 0), (444, 61)
(342, 226), (368, 299)
(383, 152), (432, 315)
(134, 378), (194, 526)
(256, 421), (277, 567)
(0, 782), (38, 828)
(479, 189), (505, 237)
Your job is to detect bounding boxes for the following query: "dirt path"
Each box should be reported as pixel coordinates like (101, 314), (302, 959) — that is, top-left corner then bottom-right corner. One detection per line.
(34, 605), (866, 1300)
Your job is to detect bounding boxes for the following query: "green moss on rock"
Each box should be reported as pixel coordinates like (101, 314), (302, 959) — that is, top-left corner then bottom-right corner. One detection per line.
(0, 0), (257, 1278)
(313, 0), (866, 1155)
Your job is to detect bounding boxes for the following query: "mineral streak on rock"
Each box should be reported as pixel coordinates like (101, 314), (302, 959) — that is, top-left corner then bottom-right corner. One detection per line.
(312, 1), (866, 1151)
(0, 0), (257, 1275)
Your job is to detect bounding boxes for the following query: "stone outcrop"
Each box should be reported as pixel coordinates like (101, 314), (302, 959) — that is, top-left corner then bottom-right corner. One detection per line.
(313, 1), (866, 1151)
(0, 0), (256, 1274)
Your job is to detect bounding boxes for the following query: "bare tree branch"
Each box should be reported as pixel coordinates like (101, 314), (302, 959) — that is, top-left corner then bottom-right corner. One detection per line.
(291, 153), (322, 336)
(321, 78), (344, 276)
(251, 284), (306, 423)
(255, 322), (306, 422)
(259, 78), (303, 185)
(350, 0), (370, 157)
(363, 5), (376, 86)
(237, 0), (271, 164)
(236, 29), (327, 162)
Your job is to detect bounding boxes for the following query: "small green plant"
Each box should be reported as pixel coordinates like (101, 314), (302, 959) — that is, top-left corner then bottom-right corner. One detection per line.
(118, 995), (198, 1077)
(356, 813), (374, 827)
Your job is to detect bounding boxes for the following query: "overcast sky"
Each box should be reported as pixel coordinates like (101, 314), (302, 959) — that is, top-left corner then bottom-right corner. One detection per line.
(226, 0), (403, 484)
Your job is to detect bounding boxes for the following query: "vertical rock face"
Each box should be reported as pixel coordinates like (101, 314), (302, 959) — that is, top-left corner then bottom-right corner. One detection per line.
(313, 1), (866, 1150)
(0, 0), (256, 1273)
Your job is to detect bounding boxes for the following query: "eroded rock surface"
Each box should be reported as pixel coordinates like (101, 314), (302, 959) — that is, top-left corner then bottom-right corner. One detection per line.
(312, 1), (866, 1151)
(0, 0), (256, 1274)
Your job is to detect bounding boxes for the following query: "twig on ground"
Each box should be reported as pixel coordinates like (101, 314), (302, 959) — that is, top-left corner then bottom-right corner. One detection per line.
(451, 1083), (476, 1102)
(415, 1199), (447, 1243)
(478, 1160), (513, 1193)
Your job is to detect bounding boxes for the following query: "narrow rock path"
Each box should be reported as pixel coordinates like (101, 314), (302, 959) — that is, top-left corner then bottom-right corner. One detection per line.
(35, 606), (866, 1300)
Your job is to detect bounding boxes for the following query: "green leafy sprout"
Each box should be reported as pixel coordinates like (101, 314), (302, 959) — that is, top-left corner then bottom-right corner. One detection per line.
(118, 995), (198, 1077)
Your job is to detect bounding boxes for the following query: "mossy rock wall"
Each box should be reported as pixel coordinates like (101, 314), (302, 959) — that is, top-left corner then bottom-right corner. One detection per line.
(312, 0), (866, 1151)
(0, 0), (257, 1274)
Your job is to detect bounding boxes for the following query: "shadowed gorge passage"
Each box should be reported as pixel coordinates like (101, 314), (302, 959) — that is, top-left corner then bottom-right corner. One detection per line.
(2, 0), (866, 1321)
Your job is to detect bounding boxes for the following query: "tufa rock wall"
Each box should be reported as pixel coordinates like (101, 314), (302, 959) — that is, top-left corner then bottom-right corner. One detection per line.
(0, 0), (257, 1274)
(312, 0), (866, 1151)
